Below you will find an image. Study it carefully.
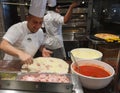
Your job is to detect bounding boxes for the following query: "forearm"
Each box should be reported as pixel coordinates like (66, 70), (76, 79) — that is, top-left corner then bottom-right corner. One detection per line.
(0, 39), (33, 64)
(0, 39), (23, 57)
(64, 6), (73, 23)
(64, 1), (78, 23)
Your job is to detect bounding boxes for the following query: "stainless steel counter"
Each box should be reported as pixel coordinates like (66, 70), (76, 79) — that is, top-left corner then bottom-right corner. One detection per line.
(0, 73), (84, 93)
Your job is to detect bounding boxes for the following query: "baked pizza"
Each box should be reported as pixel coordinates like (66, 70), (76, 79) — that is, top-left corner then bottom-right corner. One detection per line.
(94, 33), (120, 42)
(95, 33), (119, 39)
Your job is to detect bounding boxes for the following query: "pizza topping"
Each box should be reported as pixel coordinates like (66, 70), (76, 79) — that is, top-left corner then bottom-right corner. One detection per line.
(18, 73), (70, 83)
(94, 33), (120, 42)
(21, 57), (69, 73)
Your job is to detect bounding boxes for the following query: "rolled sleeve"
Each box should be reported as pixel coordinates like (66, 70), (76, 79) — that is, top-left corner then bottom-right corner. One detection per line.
(54, 15), (64, 24)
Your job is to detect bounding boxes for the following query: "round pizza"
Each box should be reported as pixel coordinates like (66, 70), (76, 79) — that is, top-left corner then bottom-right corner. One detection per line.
(94, 33), (120, 42)
(21, 57), (69, 73)
(95, 33), (119, 40)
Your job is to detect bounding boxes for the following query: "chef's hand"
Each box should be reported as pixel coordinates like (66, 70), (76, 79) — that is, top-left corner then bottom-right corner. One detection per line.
(42, 47), (53, 57)
(70, 1), (79, 8)
(18, 51), (33, 64)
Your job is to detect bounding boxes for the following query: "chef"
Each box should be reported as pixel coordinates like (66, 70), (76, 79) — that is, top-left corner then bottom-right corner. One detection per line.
(0, 0), (52, 64)
(43, 0), (79, 59)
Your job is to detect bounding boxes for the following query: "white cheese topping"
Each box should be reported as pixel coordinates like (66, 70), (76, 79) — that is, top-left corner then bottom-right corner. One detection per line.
(22, 57), (69, 73)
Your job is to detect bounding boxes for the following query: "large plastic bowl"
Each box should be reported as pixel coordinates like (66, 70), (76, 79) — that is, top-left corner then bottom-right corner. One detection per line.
(70, 48), (103, 62)
(71, 60), (115, 89)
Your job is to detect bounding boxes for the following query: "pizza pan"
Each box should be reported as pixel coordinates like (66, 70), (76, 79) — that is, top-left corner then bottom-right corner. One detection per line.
(89, 35), (105, 41)
(16, 72), (72, 83)
(89, 35), (120, 43)
(0, 73), (73, 93)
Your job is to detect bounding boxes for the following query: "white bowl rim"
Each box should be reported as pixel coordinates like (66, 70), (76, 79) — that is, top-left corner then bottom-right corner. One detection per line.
(71, 59), (115, 79)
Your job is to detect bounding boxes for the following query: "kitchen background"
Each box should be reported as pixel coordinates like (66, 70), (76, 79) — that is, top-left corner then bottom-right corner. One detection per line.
(0, 0), (120, 60)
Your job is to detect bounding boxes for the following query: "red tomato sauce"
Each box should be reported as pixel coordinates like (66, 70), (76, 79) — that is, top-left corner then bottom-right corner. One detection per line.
(74, 65), (110, 78)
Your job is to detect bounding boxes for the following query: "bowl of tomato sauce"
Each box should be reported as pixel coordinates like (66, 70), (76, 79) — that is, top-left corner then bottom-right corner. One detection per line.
(71, 59), (115, 89)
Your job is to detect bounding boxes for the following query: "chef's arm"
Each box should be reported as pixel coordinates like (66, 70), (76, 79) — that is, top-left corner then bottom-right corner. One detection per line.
(0, 39), (33, 64)
(64, 1), (78, 23)
(39, 45), (53, 57)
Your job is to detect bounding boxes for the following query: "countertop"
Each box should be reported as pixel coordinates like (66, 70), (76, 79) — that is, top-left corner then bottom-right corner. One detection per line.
(0, 60), (119, 93)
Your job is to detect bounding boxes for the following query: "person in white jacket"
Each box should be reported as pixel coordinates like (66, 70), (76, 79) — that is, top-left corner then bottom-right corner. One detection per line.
(43, 0), (79, 59)
(0, 0), (52, 64)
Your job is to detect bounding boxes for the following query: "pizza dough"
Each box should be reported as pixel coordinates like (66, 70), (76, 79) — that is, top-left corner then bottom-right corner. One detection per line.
(21, 57), (69, 73)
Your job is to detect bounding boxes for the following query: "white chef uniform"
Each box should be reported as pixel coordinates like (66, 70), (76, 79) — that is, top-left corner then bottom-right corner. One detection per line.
(43, 0), (66, 59)
(29, 0), (56, 17)
(3, 0), (47, 60)
(3, 21), (44, 60)
(44, 11), (64, 49)
(47, 0), (57, 7)
(29, 0), (47, 17)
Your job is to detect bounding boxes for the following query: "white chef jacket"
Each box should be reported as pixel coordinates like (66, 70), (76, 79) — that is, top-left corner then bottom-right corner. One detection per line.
(3, 21), (44, 60)
(43, 11), (64, 49)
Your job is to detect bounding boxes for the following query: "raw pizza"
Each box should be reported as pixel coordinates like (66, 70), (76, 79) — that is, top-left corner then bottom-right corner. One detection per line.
(21, 57), (69, 73)
(94, 33), (119, 40)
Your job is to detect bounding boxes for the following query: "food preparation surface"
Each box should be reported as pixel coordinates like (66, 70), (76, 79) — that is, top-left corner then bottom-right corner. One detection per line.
(0, 74), (83, 93)
(0, 60), (22, 71)
(0, 60), (83, 93)
(0, 60), (118, 93)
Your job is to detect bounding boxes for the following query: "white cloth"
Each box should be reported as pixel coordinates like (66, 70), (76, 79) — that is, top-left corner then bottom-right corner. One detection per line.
(29, 0), (57, 17)
(3, 21), (44, 60)
(47, 0), (56, 7)
(43, 11), (64, 49)
(29, 0), (47, 17)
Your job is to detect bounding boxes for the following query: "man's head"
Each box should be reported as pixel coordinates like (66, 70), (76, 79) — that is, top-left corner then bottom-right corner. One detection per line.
(27, 0), (47, 33)
(47, 0), (60, 13)
(26, 14), (43, 33)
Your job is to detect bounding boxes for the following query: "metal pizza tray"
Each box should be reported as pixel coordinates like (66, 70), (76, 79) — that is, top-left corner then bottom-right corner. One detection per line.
(0, 60), (84, 93)
(0, 73), (84, 93)
(88, 34), (120, 43)
(0, 73), (73, 93)
(0, 80), (73, 93)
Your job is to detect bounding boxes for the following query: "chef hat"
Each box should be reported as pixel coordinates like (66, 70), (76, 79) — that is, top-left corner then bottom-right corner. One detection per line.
(47, 0), (56, 7)
(29, 0), (47, 18)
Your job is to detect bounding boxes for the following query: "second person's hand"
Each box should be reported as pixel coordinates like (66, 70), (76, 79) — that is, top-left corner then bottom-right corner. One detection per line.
(42, 47), (53, 57)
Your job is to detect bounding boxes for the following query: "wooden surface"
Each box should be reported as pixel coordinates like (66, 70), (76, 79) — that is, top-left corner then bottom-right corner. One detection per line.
(0, 60), (22, 71)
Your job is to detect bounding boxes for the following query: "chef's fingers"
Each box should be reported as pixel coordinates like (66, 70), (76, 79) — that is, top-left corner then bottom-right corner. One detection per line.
(21, 56), (33, 65)
(46, 51), (53, 57)
(42, 49), (53, 57)
(47, 50), (53, 56)
(28, 57), (33, 64)
(26, 57), (33, 65)
(18, 52), (33, 64)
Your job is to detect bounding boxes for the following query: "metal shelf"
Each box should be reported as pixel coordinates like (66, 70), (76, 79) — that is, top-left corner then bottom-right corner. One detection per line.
(59, 0), (93, 36)
(1, 2), (29, 6)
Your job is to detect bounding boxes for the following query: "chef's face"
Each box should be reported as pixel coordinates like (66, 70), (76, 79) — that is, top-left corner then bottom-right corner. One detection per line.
(55, 6), (61, 13)
(27, 14), (43, 33)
